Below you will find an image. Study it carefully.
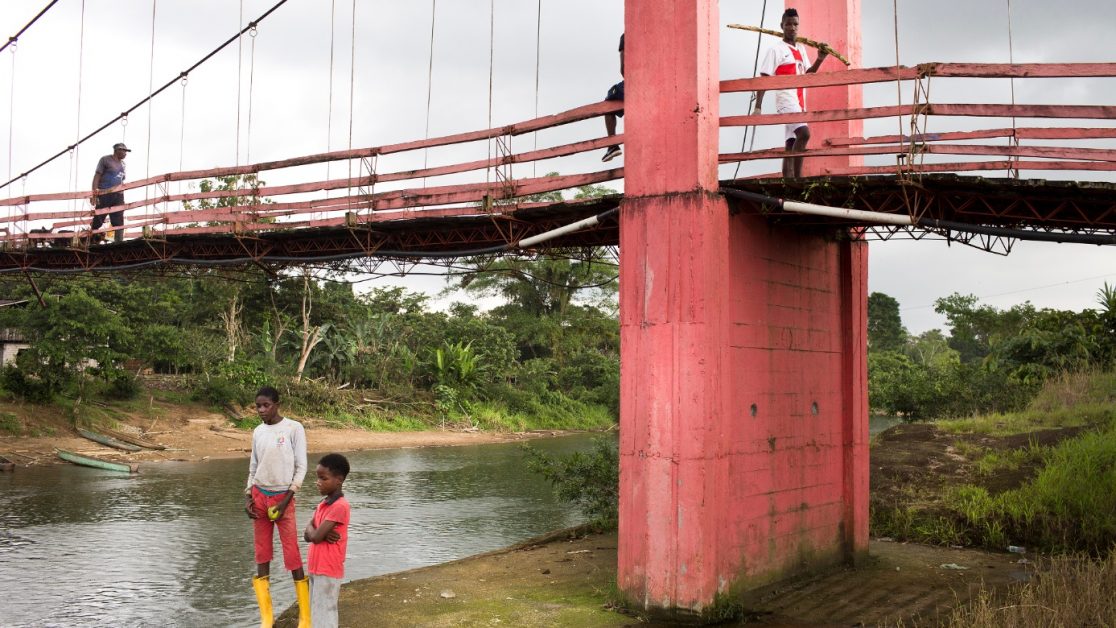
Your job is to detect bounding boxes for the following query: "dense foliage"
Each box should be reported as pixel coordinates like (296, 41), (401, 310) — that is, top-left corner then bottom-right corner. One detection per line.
(0, 258), (619, 430)
(0, 175), (621, 429)
(868, 285), (1116, 419)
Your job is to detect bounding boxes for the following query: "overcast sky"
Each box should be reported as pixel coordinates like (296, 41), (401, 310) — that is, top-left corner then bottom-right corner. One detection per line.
(1, 0), (1114, 333)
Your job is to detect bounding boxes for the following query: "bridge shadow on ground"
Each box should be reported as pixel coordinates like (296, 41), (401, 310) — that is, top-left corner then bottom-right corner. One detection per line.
(276, 527), (1025, 627)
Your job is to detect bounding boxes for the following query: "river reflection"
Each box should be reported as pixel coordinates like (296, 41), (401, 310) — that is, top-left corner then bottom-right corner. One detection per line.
(0, 433), (601, 627)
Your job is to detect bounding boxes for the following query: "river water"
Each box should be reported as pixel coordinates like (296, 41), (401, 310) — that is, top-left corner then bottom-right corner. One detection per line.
(0, 434), (600, 627)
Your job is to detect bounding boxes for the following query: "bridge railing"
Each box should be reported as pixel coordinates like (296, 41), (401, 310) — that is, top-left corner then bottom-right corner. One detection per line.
(0, 100), (624, 247)
(719, 62), (1116, 179)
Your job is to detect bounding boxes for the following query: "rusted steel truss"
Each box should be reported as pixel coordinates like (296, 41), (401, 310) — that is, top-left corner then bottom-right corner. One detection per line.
(0, 197), (620, 273)
(729, 174), (1116, 254)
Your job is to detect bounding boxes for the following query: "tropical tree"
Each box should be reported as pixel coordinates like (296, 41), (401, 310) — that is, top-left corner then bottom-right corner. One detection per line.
(867, 292), (907, 352)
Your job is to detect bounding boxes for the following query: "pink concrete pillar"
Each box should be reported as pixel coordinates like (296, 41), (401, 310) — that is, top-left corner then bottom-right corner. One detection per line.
(618, 0), (867, 619)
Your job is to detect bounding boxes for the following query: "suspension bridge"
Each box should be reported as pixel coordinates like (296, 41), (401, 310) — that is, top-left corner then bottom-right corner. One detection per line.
(2, 0), (1115, 620)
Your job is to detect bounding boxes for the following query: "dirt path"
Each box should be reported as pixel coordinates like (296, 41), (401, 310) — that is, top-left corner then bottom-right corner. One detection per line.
(0, 399), (566, 468)
(274, 530), (1028, 627)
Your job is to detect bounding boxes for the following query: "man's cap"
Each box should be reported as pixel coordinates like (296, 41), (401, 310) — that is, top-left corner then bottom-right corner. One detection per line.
(113, 143), (131, 152)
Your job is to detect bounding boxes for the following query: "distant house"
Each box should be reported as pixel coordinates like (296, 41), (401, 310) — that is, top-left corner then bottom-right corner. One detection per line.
(0, 299), (30, 366)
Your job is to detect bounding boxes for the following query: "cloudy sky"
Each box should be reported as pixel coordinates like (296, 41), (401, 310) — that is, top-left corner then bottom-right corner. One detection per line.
(1, 0), (1114, 333)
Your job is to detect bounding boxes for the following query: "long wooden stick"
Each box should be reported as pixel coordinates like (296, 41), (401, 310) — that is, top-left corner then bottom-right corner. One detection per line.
(727, 24), (851, 66)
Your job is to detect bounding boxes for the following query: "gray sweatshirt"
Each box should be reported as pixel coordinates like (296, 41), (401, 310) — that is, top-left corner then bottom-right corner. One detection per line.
(245, 417), (307, 494)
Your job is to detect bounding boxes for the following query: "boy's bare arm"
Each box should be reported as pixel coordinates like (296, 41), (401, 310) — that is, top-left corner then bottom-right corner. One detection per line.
(305, 519), (340, 544)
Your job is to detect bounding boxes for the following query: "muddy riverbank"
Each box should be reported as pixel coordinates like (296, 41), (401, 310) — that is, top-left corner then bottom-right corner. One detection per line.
(0, 397), (572, 468)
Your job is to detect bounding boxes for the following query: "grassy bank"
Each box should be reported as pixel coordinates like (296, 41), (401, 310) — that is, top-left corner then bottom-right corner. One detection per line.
(871, 371), (1116, 553)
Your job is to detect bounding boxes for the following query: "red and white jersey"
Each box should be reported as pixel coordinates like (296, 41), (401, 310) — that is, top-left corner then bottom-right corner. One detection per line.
(759, 41), (812, 113)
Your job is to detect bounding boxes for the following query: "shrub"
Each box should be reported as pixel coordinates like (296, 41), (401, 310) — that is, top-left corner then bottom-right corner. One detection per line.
(0, 412), (21, 435)
(0, 365), (55, 403)
(103, 370), (141, 400)
(193, 360), (272, 406)
(523, 437), (619, 530)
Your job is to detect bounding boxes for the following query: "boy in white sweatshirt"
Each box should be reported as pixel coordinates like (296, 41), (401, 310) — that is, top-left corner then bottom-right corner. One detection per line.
(244, 385), (310, 627)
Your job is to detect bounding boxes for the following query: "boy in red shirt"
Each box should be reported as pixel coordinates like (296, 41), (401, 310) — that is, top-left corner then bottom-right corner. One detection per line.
(304, 453), (351, 628)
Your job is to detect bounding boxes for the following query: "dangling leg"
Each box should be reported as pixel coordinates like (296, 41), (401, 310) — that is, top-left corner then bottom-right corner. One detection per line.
(791, 125), (812, 178)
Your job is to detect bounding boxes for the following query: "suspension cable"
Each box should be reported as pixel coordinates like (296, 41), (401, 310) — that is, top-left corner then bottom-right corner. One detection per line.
(177, 73), (187, 230)
(1, 0), (61, 55)
(178, 75), (187, 175)
(346, 0), (356, 203)
(0, 0), (293, 193)
(245, 25), (257, 165)
(72, 0), (86, 220)
(893, 0), (902, 141)
(7, 44), (15, 184)
(532, 0), (542, 177)
(234, 0), (245, 167)
(732, 0), (767, 180)
(486, 0), (495, 184)
(1006, 0), (1019, 178)
(7, 41), (16, 236)
(145, 0), (158, 216)
(326, 0), (336, 187)
(422, 0), (438, 180)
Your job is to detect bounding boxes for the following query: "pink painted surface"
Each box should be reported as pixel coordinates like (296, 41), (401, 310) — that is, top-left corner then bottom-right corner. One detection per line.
(720, 61), (1116, 93)
(624, 0), (719, 196)
(619, 0), (868, 616)
(719, 142), (1116, 165)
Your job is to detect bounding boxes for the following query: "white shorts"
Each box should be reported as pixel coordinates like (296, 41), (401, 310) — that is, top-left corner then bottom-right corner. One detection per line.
(310, 574), (342, 628)
(776, 104), (808, 142)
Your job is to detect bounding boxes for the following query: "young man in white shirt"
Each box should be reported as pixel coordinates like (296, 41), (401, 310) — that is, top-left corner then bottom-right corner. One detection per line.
(753, 8), (831, 178)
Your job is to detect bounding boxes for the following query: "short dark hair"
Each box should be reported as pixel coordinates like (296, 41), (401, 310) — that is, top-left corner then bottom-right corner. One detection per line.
(783, 8), (799, 20)
(256, 386), (280, 403)
(319, 453), (350, 478)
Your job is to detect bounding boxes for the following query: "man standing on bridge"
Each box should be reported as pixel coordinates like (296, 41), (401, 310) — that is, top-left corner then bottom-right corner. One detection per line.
(602, 33), (625, 162)
(752, 8), (830, 178)
(89, 142), (130, 243)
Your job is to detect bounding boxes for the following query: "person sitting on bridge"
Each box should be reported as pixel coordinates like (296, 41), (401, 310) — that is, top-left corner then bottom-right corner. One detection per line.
(602, 33), (625, 162)
(752, 8), (831, 178)
(89, 142), (130, 243)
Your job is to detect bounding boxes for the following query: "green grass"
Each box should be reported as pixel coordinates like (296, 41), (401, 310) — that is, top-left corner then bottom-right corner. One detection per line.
(972, 444), (1045, 477)
(0, 412), (20, 435)
(937, 371), (1116, 436)
(874, 371), (1116, 553)
(884, 425), (1116, 552)
(468, 400), (615, 432)
(936, 404), (1116, 436)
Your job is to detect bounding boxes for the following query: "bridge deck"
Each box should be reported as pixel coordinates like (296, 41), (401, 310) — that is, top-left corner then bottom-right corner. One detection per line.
(3, 61), (1115, 271)
(5, 174), (1114, 272)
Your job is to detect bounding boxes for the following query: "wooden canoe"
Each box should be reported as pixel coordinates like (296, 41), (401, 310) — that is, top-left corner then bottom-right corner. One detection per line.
(96, 426), (166, 450)
(77, 428), (142, 452)
(57, 449), (138, 473)
(0, 455), (13, 472)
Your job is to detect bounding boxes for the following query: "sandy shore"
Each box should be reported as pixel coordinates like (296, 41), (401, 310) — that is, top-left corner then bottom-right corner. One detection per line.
(0, 399), (568, 468)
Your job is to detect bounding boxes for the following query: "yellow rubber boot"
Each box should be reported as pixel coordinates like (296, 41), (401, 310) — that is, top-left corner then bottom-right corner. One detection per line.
(294, 577), (311, 628)
(252, 575), (273, 628)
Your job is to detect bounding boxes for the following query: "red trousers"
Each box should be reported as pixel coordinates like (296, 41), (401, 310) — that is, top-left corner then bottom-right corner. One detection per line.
(251, 487), (303, 571)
